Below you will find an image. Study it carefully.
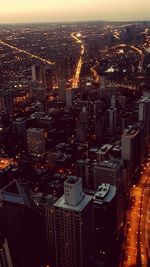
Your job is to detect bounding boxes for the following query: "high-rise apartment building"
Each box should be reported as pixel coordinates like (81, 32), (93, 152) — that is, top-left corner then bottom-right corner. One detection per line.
(94, 159), (122, 190)
(31, 65), (53, 92)
(107, 107), (117, 135)
(93, 184), (118, 263)
(138, 96), (150, 141)
(31, 64), (41, 82)
(121, 125), (141, 177)
(96, 144), (113, 163)
(54, 176), (94, 267)
(76, 107), (88, 143)
(66, 89), (75, 107)
(0, 90), (14, 116)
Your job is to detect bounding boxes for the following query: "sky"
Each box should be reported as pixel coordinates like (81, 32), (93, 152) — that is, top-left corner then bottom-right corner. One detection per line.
(0, 0), (150, 24)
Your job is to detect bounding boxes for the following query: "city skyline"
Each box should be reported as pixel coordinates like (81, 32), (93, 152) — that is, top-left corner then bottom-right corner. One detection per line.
(0, 16), (150, 267)
(0, 0), (150, 24)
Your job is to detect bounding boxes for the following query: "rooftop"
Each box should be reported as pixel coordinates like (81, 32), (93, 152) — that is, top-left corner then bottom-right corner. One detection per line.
(99, 160), (118, 169)
(27, 128), (44, 132)
(54, 193), (92, 212)
(93, 183), (116, 203)
(123, 125), (140, 136)
(15, 117), (26, 122)
(97, 144), (113, 155)
(66, 176), (79, 184)
(138, 96), (150, 103)
(113, 145), (121, 151)
(31, 192), (58, 206)
(0, 180), (32, 207)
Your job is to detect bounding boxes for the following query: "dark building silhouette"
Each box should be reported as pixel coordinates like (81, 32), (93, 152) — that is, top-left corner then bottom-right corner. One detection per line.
(0, 180), (45, 267)
(93, 183), (118, 265)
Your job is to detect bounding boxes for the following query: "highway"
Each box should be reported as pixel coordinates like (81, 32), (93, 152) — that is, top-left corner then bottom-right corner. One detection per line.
(0, 40), (54, 65)
(71, 33), (85, 88)
(121, 161), (150, 267)
(139, 168), (150, 266)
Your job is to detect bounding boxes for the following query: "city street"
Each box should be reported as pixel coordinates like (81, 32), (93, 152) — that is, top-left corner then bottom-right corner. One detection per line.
(71, 32), (85, 88)
(122, 161), (150, 267)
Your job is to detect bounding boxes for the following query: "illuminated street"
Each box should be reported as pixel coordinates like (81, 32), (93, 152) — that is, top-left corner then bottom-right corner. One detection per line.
(71, 32), (85, 88)
(0, 40), (54, 65)
(122, 162), (150, 267)
(0, 18), (149, 267)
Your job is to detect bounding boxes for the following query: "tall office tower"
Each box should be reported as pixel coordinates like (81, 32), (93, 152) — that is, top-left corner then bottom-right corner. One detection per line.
(96, 144), (113, 163)
(121, 113), (131, 132)
(31, 65), (53, 92)
(94, 159), (122, 190)
(31, 192), (58, 266)
(93, 101), (102, 118)
(0, 237), (13, 267)
(39, 66), (46, 87)
(0, 93), (3, 112)
(76, 159), (96, 191)
(111, 94), (116, 108)
(99, 76), (105, 96)
(0, 180), (44, 267)
(54, 176), (94, 267)
(137, 122), (146, 163)
(138, 96), (150, 141)
(58, 80), (66, 102)
(0, 112), (10, 126)
(37, 115), (52, 131)
(13, 117), (27, 139)
(143, 89), (150, 98)
(44, 66), (53, 90)
(125, 25), (136, 43)
(109, 84), (116, 108)
(27, 128), (46, 156)
(31, 64), (41, 81)
(93, 184), (118, 264)
(76, 107), (88, 143)
(66, 89), (75, 107)
(121, 125), (141, 177)
(0, 90), (14, 116)
(107, 107), (117, 135)
(107, 32), (117, 48)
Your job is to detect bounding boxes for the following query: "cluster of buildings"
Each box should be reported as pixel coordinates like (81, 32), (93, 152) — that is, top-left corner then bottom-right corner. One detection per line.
(0, 22), (150, 267)
(0, 77), (150, 267)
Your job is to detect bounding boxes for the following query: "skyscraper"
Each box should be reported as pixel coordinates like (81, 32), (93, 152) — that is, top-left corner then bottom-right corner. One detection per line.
(0, 237), (13, 267)
(0, 90), (14, 116)
(93, 184), (118, 264)
(31, 65), (53, 92)
(54, 176), (94, 267)
(94, 159), (122, 190)
(0, 180), (43, 267)
(107, 107), (117, 135)
(31, 64), (41, 82)
(138, 96), (150, 142)
(121, 125), (141, 177)
(31, 192), (58, 267)
(76, 107), (88, 143)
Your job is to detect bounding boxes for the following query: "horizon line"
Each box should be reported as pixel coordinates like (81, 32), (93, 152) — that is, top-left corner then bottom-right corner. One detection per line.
(0, 19), (149, 26)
